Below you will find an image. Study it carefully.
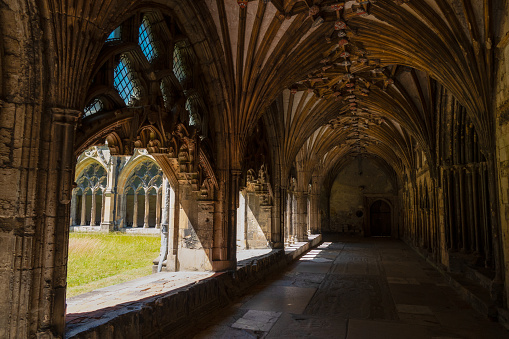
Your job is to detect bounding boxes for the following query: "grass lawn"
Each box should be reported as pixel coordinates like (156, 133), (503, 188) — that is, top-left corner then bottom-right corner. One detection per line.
(67, 232), (161, 298)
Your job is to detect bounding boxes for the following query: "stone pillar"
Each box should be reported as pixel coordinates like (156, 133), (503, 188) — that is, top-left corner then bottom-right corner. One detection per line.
(133, 192), (138, 228)
(100, 191), (105, 224)
(309, 192), (320, 234)
(144, 189), (150, 228)
(167, 183), (178, 271)
(237, 191), (246, 250)
(295, 192), (308, 241)
(119, 193), (126, 228)
(70, 189), (78, 226)
(285, 192), (292, 245)
(40, 108), (80, 336)
(292, 193), (297, 243)
(81, 191), (87, 226)
(90, 190), (97, 226)
(155, 189), (162, 228)
(157, 178), (170, 272)
(101, 158), (117, 232)
(228, 170), (241, 264)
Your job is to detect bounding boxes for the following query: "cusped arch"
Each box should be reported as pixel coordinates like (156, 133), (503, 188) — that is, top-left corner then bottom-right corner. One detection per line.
(117, 153), (163, 195)
(74, 159), (108, 194)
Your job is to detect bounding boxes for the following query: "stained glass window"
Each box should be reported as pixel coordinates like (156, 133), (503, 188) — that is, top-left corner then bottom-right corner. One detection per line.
(139, 16), (157, 62)
(84, 98), (104, 117)
(114, 55), (140, 106)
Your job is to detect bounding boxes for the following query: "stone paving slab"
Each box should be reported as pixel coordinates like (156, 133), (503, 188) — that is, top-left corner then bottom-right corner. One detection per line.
(240, 285), (317, 314)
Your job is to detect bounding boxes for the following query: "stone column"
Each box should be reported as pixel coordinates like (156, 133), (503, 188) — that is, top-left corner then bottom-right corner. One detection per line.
(119, 193), (126, 228)
(81, 191), (87, 226)
(70, 189), (78, 226)
(41, 108), (80, 336)
(472, 167), (480, 253)
(295, 192), (308, 241)
(167, 183), (178, 271)
(133, 192), (138, 228)
(237, 191), (246, 250)
(157, 178), (170, 272)
(228, 170), (241, 264)
(90, 190), (97, 226)
(459, 168), (467, 251)
(101, 157), (117, 232)
(144, 189), (150, 228)
(285, 192), (291, 245)
(101, 190), (105, 224)
(292, 193), (297, 243)
(155, 189), (162, 228)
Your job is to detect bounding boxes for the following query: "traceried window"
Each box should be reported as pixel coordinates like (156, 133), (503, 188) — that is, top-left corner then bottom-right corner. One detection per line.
(107, 26), (121, 42)
(84, 98), (104, 117)
(138, 16), (158, 62)
(73, 163), (107, 226)
(173, 41), (190, 84)
(124, 160), (163, 227)
(114, 55), (140, 106)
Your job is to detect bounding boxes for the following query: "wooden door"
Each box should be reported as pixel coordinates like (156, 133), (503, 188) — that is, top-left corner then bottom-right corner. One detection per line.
(370, 200), (391, 236)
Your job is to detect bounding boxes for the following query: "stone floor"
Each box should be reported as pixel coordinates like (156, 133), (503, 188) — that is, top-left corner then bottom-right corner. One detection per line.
(192, 236), (508, 339)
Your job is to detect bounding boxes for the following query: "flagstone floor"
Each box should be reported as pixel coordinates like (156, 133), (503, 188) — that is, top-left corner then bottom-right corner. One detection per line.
(192, 237), (508, 339)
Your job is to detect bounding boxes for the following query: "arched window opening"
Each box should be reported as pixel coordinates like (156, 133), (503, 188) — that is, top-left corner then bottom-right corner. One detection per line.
(114, 54), (140, 106)
(107, 26), (121, 42)
(124, 160), (163, 228)
(73, 163), (107, 226)
(83, 98), (104, 117)
(138, 16), (158, 62)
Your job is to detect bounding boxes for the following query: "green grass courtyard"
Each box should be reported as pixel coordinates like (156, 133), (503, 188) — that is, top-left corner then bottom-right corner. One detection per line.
(66, 232), (161, 298)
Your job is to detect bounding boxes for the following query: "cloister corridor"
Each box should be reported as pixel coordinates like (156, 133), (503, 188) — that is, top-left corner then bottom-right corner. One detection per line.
(192, 236), (508, 339)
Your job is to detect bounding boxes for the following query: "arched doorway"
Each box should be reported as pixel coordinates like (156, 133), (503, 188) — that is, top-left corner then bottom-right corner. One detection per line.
(370, 200), (392, 236)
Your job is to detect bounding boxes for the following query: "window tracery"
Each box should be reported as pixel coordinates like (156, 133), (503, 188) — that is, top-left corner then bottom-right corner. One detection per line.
(125, 160), (163, 192)
(139, 16), (157, 62)
(114, 55), (140, 106)
(76, 163), (107, 193)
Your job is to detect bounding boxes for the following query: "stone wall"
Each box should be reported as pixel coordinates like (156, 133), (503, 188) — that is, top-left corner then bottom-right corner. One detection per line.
(326, 158), (396, 234)
(496, 1), (509, 309)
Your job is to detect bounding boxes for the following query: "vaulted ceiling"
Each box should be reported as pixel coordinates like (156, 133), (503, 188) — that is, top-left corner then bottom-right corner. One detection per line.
(44, 0), (496, 184)
(194, 0), (494, 182)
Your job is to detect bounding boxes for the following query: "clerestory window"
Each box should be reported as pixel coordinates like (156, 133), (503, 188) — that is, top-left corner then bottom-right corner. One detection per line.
(114, 55), (140, 106)
(139, 16), (157, 62)
(84, 98), (104, 117)
(107, 26), (121, 42)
